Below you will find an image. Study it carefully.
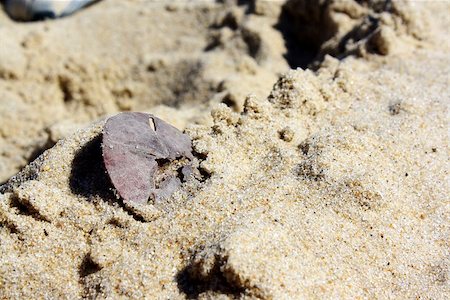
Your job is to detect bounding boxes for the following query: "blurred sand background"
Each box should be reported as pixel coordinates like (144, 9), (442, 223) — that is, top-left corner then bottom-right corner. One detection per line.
(0, 0), (449, 299)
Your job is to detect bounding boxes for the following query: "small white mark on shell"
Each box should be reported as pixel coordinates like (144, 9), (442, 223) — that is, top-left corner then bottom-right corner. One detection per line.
(148, 117), (156, 131)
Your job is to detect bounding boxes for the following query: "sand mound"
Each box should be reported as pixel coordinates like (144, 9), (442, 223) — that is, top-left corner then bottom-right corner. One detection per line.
(0, 0), (449, 299)
(0, 0), (433, 183)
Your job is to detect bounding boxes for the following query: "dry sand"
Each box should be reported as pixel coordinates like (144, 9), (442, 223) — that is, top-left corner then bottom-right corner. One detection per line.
(0, 0), (449, 299)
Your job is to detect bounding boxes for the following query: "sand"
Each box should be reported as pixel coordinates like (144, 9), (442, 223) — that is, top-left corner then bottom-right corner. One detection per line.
(0, 0), (449, 299)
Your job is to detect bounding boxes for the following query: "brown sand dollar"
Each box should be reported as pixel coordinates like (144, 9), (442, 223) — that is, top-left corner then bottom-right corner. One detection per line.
(102, 112), (193, 204)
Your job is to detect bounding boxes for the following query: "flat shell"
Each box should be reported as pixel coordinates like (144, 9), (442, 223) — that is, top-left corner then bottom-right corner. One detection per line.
(102, 112), (192, 204)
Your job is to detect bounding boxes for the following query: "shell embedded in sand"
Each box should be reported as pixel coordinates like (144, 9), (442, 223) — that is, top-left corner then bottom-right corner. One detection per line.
(102, 112), (193, 204)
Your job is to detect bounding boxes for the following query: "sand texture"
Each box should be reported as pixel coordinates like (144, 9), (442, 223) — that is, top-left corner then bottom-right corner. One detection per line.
(0, 0), (449, 299)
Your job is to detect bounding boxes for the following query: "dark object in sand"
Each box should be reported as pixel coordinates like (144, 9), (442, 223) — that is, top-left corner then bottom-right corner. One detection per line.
(3, 0), (101, 21)
(102, 112), (193, 204)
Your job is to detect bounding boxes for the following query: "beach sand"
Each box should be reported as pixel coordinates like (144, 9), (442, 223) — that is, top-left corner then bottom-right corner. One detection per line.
(0, 0), (448, 298)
